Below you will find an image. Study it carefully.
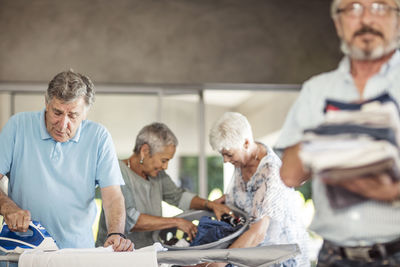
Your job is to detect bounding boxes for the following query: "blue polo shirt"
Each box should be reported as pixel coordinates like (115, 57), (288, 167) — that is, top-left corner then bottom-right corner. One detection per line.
(0, 109), (124, 248)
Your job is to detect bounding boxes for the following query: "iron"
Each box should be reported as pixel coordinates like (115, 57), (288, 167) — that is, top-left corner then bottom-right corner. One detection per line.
(0, 220), (58, 254)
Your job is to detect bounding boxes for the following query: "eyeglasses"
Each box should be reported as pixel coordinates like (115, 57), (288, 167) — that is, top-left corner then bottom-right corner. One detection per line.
(336, 2), (400, 18)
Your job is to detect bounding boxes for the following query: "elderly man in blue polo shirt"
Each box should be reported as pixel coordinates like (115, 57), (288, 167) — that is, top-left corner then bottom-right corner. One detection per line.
(0, 70), (133, 251)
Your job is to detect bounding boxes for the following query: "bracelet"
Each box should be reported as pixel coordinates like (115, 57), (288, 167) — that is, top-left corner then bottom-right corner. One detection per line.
(106, 232), (127, 240)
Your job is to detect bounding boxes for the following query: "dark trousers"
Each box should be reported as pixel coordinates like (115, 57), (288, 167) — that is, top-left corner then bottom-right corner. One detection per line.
(317, 240), (400, 267)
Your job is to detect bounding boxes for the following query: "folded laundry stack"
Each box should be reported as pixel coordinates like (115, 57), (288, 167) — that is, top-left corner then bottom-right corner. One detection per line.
(299, 93), (400, 209)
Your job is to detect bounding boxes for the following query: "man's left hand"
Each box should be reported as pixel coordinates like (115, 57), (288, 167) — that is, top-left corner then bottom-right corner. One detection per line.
(104, 235), (134, 252)
(324, 173), (400, 202)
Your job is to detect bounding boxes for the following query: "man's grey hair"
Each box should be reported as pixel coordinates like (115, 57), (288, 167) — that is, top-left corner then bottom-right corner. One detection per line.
(209, 112), (254, 152)
(134, 122), (178, 155)
(331, 0), (400, 18)
(45, 70), (95, 107)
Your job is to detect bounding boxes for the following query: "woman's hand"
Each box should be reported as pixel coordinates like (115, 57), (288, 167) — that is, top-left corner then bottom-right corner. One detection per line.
(208, 200), (231, 221)
(175, 218), (198, 241)
(213, 195), (226, 204)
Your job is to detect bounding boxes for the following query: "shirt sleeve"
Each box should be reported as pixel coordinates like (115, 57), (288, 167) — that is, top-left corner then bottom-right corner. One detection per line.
(274, 81), (316, 155)
(121, 182), (141, 232)
(96, 128), (124, 188)
(0, 115), (17, 176)
(160, 171), (196, 210)
(250, 158), (286, 223)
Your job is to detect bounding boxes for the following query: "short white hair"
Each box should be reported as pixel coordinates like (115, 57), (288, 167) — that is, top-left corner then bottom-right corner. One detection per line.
(209, 112), (254, 152)
(134, 122), (178, 155)
(331, 0), (400, 18)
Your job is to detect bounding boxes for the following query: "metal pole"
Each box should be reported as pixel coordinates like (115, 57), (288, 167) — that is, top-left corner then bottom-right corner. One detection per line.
(10, 92), (15, 116)
(157, 89), (163, 122)
(198, 89), (207, 198)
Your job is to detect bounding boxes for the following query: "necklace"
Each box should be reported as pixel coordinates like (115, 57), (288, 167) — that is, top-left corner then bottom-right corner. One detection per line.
(127, 159), (131, 168)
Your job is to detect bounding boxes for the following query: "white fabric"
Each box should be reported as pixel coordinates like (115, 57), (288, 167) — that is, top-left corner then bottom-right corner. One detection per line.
(324, 101), (400, 144)
(300, 139), (400, 171)
(18, 245), (158, 267)
(173, 239), (190, 248)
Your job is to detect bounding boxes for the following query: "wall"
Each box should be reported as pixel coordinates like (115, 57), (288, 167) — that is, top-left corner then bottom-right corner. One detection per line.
(0, 0), (341, 84)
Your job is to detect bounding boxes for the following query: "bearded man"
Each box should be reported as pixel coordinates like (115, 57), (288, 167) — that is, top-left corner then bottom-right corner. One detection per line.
(276, 0), (400, 266)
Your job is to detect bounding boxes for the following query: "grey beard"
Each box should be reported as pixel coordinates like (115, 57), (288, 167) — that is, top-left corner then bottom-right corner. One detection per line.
(340, 39), (399, 60)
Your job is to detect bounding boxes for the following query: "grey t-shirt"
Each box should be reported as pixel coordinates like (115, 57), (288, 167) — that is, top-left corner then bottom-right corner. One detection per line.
(96, 160), (196, 248)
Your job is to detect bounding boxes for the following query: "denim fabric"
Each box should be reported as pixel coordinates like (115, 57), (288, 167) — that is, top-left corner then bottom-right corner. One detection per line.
(190, 216), (240, 247)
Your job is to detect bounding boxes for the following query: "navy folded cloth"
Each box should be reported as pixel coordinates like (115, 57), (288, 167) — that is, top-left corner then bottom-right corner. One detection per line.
(304, 124), (397, 146)
(190, 216), (241, 247)
(324, 92), (399, 113)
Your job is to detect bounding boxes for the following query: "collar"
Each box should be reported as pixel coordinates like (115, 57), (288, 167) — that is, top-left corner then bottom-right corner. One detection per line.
(39, 108), (82, 143)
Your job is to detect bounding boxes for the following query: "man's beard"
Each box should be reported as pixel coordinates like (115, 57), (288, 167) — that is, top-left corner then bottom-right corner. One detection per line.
(340, 39), (398, 60)
(340, 25), (399, 60)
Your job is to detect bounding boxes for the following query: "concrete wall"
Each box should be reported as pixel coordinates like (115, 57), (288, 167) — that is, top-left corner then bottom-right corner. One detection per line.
(0, 0), (341, 84)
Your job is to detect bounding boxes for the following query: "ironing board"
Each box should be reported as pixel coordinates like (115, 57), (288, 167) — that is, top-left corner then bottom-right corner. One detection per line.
(0, 244), (300, 267)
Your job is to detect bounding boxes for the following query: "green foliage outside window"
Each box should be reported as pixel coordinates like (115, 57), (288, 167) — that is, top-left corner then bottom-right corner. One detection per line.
(179, 156), (224, 194)
(296, 180), (312, 201)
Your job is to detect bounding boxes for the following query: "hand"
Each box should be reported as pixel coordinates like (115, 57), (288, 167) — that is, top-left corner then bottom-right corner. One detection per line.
(176, 218), (197, 241)
(324, 173), (400, 202)
(3, 206), (31, 232)
(208, 201), (232, 221)
(104, 235), (134, 252)
(213, 195), (226, 204)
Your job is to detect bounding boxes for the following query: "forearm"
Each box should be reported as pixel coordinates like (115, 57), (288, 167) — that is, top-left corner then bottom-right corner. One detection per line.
(280, 144), (311, 187)
(0, 188), (17, 215)
(189, 196), (209, 210)
(0, 176), (22, 216)
(0, 175), (31, 231)
(229, 230), (264, 248)
(132, 214), (180, 232)
(229, 216), (270, 249)
(101, 186), (126, 234)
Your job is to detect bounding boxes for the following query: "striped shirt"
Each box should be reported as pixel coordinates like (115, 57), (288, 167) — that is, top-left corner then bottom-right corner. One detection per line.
(275, 50), (400, 247)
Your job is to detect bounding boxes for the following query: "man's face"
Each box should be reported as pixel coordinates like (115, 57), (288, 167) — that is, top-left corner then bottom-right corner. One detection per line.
(334, 0), (400, 60)
(45, 97), (88, 142)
